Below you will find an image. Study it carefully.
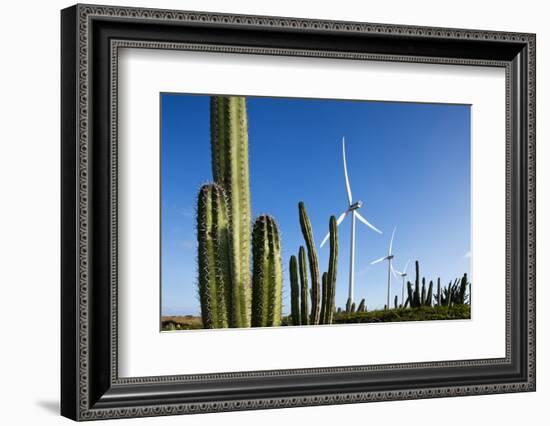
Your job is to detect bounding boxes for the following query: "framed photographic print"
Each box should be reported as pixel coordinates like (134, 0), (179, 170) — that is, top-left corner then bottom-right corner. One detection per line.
(61, 3), (536, 421)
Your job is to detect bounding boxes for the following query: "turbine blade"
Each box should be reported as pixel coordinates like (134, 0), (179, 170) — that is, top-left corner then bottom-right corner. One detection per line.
(371, 256), (387, 265)
(389, 226), (396, 255)
(391, 264), (399, 279)
(336, 210), (349, 226)
(342, 137), (353, 205)
(355, 211), (382, 234)
(403, 259), (410, 274)
(320, 231), (330, 248)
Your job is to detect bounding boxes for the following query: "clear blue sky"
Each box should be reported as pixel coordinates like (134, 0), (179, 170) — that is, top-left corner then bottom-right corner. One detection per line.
(161, 94), (471, 316)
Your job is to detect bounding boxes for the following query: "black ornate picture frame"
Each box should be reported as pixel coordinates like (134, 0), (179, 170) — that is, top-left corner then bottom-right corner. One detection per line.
(61, 3), (536, 421)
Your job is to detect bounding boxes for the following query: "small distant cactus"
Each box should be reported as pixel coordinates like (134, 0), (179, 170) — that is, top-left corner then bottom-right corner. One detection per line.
(394, 295), (399, 309)
(404, 261), (471, 309)
(357, 298), (366, 313)
(346, 297), (352, 313)
(251, 215), (283, 327)
(426, 280), (433, 307)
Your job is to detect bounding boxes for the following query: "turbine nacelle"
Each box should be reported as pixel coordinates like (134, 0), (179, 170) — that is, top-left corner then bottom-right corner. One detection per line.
(349, 201), (363, 211)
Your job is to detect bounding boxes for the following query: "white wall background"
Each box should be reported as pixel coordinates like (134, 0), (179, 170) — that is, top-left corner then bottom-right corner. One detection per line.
(0, 0), (546, 424)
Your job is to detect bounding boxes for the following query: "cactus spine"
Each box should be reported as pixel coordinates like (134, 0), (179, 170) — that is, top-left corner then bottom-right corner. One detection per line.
(289, 255), (300, 326)
(197, 184), (232, 328)
(251, 216), (282, 327)
(299, 246), (310, 325)
(298, 202), (321, 325)
(210, 96), (252, 328)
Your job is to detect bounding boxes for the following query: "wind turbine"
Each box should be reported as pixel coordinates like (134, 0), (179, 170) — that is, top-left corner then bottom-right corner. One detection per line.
(392, 259), (410, 307)
(371, 227), (397, 310)
(320, 137), (382, 305)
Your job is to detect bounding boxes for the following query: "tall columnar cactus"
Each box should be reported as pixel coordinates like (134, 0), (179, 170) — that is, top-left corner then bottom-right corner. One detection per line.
(289, 255), (301, 326)
(251, 215), (283, 327)
(197, 183), (232, 328)
(458, 273), (468, 303)
(324, 215), (338, 324)
(413, 261), (421, 307)
(357, 298), (366, 313)
(320, 272), (328, 324)
(407, 281), (414, 308)
(210, 96), (252, 328)
(426, 280), (433, 307)
(437, 278), (442, 306)
(298, 202), (321, 325)
(420, 277), (427, 306)
(394, 295), (399, 309)
(299, 246), (310, 326)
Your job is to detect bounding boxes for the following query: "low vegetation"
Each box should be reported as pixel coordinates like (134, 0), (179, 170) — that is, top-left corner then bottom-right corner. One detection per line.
(333, 304), (470, 324)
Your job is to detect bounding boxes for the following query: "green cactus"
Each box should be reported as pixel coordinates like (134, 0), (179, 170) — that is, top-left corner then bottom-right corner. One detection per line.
(420, 277), (427, 306)
(345, 297), (352, 313)
(458, 273), (468, 303)
(324, 215), (338, 324)
(251, 215), (282, 327)
(426, 280), (433, 307)
(320, 272), (328, 324)
(197, 183), (232, 329)
(289, 255), (300, 326)
(413, 261), (421, 307)
(436, 278), (441, 306)
(394, 295), (399, 309)
(407, 281), (414, 307)
(298, 202), (321, 325)
(357, 298), (366, 313)
(351, 302), (356, 313)
(210, 96), (252, 328)
(299, 246), (310, 325)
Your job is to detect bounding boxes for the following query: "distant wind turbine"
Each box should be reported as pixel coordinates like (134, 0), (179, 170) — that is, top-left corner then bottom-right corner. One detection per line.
(371, 227), (397, 310)
(392, 259), (410, 307)
(320, 137), (382, 305)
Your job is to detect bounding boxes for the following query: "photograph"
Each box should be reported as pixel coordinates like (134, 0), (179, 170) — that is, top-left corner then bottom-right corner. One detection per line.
(160, 94), (472, 331)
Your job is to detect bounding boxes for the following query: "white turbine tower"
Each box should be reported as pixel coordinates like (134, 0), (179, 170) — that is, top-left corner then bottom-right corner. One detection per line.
(392, 259), (410, 307)
(371, 227), (397, 310)
(320, 137), (382, 305)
